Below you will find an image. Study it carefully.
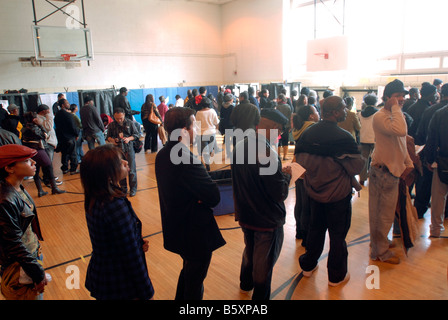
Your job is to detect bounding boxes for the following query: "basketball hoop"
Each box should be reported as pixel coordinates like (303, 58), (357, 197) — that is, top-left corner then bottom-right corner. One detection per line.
(61, 54), (77, 61)
(314, 53), (329, 60)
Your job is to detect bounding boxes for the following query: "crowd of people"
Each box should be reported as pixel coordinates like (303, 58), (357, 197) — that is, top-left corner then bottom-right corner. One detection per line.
(0, 77), (447, 300)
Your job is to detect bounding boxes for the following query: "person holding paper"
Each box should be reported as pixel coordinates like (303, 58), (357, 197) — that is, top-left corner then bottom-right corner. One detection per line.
(295, 96), (364, 287)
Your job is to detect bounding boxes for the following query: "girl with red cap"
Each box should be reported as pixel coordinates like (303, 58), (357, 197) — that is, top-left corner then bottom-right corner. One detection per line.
(0, 144), (49, 299)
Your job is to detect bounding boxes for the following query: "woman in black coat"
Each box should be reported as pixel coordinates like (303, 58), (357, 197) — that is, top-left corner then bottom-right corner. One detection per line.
(21, 112), (65, 197)
(0, 144), (48, 299)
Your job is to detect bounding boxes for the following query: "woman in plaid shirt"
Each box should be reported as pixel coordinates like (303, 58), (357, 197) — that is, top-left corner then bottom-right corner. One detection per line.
(80, 144), (154, 300)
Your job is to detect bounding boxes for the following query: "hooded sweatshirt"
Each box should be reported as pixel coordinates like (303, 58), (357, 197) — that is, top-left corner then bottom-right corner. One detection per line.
(359, 105), (378, 144)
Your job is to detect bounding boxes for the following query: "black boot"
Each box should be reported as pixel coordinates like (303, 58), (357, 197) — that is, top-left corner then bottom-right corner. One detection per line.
(50, 177), (66, 195)
(35, 175), (48, 197)
(43, 164), (66, 195)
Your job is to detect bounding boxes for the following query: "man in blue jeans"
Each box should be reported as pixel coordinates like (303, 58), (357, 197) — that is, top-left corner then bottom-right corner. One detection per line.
(79, 96), (106, 150)
(231, 109), (291, 300)
(106, 108), (139, 197)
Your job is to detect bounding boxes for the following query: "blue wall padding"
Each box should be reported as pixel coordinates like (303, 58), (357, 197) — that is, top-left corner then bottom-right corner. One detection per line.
(65, 85), (218, 125)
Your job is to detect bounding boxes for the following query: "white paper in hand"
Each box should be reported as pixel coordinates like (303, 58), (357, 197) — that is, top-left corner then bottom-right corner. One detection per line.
(283, 162), (306, 187)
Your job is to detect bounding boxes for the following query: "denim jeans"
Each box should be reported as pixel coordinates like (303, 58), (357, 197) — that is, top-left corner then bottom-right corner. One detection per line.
(240, 226), (284, 300)
(76, 129), (84, 161)
(197, 134), (216, 165)
(368, 165), (399, 261)
(119, 146), (137, 193)
(430, 169), (448, 237)
(85, 131), (106, 150)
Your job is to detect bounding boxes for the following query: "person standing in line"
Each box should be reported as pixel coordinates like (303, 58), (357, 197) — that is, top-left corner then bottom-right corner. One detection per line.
(35, 104), (62, 188)
(80, 144), (154, 300)
(219, 93), (235, 159)
(21, 112), (65, 197)
(402, 87), (419, 113)
(0, 145), (49, 300)
(52, 93), (65, 116)
(259, 89), (273, 110)
(368, 79), (414, 264)
(175, 94), (184, 107)
(155, 107), (225, 300)
(69, 104), (84, 163)
(425, 103), (448, 237)
(292, 105), (319, 246)
(157, 96), (169, 122)
(231, 109), (291, 300)
(54, 99), (79, 175)
(295, 96), (364, 286)
(79, 96), (106, 150)
(1, 104), (23, 139)
(106, 108), (139, 197)
(229, 92), (260, 162)
(141, 94), (163, 154)
(113, 87), (140, 121)
(358, 94), (379, 186)
(248, 87), (260, 111)
(195, 96), (219, 171)
(275, 94), (293, 161)
(338, 96), (361, 141)
(407, 83), (438, 218)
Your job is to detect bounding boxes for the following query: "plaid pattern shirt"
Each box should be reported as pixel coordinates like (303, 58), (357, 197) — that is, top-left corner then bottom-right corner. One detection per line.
(85, 197), (154, 300)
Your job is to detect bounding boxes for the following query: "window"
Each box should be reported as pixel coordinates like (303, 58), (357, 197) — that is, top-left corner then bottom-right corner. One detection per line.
(287, 0), (448, 76)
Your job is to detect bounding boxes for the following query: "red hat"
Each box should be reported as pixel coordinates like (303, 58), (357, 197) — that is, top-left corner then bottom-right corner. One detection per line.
(0, 144), (37, 168)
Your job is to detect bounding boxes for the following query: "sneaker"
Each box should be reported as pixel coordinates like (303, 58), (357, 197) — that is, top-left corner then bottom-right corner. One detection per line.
(302, 265), (318, 278)
(329, 273), (350, 287)
(374, 255), (401, 264)
(45, 180), (63, 188)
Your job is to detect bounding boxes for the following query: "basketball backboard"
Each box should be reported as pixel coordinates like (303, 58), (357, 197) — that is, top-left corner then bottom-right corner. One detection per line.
(32, 25), (94, 62)
(306, 36), (348, 72)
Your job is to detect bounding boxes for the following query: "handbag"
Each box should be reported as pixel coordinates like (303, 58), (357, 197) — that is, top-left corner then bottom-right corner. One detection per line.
(149, 106), (162, 125)
(158, 126), (167, 145)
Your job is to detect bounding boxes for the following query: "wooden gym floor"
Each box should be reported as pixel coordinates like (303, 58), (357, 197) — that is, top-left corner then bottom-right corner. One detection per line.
(2, 135), (447, 300)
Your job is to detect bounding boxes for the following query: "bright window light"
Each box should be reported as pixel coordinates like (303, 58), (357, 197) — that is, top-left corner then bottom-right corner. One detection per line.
(287, 0), (448, 76)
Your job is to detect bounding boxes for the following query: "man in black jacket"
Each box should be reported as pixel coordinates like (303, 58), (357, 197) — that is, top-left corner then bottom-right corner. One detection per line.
(113, 87), (140, 121)
(106, 108), (139, 197)
(259, 89), (274, 110)
(231, 108), (291, 300)
(425, 104), (448, 237)
(155, 107), (225, 300)
(79, 96), (105, 150)
(295, 96), (364, 284)
(54, 99), (79, 174)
